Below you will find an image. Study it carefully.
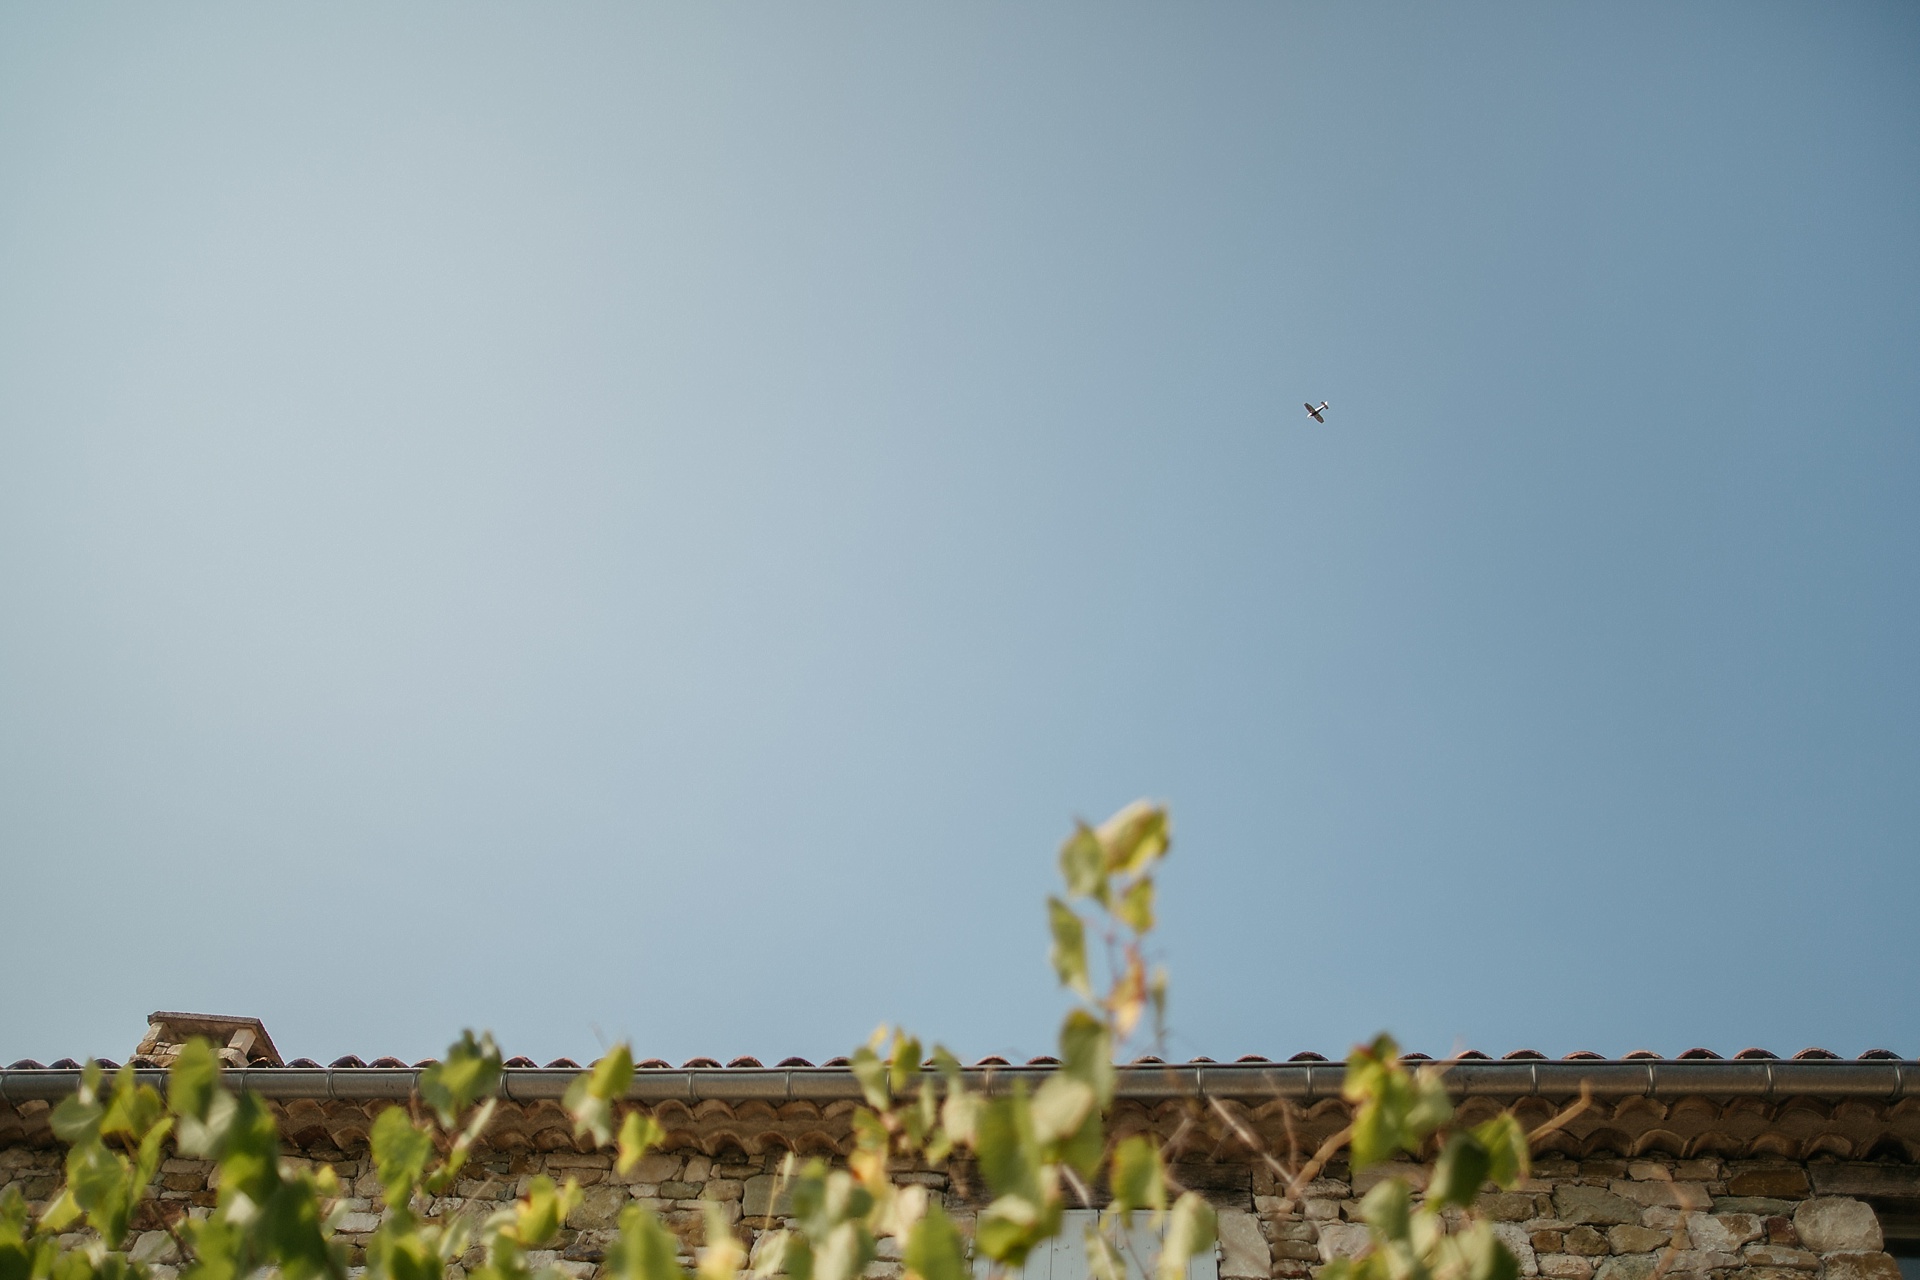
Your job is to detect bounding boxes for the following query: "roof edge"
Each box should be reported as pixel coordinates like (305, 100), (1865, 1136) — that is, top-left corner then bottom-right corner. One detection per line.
(0, 1058), (1911, 1105)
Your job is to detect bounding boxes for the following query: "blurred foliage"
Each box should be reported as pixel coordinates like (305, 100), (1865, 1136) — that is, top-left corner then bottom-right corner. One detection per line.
(3, 801), (1531, 1280)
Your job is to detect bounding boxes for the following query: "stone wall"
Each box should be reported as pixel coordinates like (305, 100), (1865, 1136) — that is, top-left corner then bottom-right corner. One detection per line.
(3, 1139), (1913, 1280)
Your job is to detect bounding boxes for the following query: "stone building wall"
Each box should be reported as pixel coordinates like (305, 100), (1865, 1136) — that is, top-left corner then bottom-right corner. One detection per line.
(3, 1137), (1914, 1280)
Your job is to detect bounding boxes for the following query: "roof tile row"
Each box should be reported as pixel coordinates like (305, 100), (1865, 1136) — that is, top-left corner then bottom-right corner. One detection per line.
(6, 1047), (1909, 1071)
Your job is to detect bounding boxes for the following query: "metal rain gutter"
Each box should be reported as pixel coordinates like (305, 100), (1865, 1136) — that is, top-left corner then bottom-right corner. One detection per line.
(0, 1060), (1910, 1106)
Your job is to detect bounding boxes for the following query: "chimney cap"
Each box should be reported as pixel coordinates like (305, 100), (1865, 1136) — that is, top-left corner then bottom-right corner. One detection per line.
(137, 1012), (283, 1067)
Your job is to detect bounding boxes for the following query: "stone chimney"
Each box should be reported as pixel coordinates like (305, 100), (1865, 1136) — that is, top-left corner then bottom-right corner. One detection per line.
(133, 1012), (283, 1068)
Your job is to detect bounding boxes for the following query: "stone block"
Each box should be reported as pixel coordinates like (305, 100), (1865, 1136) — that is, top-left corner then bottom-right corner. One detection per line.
(1611, 1181), (1712, 1211)
(706, 1180), (743, 1202)
(1791, 1199), (1881, 1253)
(1492, 1223), (1539, 1277)
(659, 1182), (702, 1199)
(568, 1186), (629, 1231)
(1537, 1256), (1593, 1280)
(742, 1175), (794, 1220)
(1563, 1228), (1607, 1257)
(1810, 1167), (1920, 1199)
(1665, 1249), (1740, 1273)
(1532, 1233), (1566, 1253)
(1674, 1162), (1722, 1182)
(1485, 1194), (1538, 1222)
(129, 1232), (179, 1264)
(1554, 1187), (1640, 1226)
(1607, 1226), (1671, 1254)
(1220, 1210), (1273, 1279)
(1303, 1199), (1343, 1221)
(1820, 1254), (1901, 1280)
(1727, 1170), (1809, 1199)
(1716, 1199), (1798, 1218)
(1592, 1255), (1659, 1280)
(1627, 1164), (1673, 1182)
(337, 1213), (382, 1234)
(1741, 1246), (1816, 1269)
(1274, 1241), (1322, 1262)
(1316, 1222), (1371, 1262)
(1352, 1165), (1427, 1195)
(618, 1155), (682, 1185)
(683, 1157), (713, 1183)
(1687, 1213), (1763, 1253)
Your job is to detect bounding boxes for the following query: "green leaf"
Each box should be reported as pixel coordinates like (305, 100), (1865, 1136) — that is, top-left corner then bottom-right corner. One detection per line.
(697, 1201), (745, 1280)
(1454, 1222), (1520, 1280)
(514, 1176), (580, 1247)
(1116, 879), (1155, 934)
(1358, 1178), (1412, 1242)
(1029, 1075), (1095, 1147)
(1047, 898), (1090, 996)
(1058, 1009), (1115, 1108)
(1430, 1133), (1493, 1210)
(1109, 1135), (1166, 1215)
(973, 1196), (1059, 1267)
(1470, 1113), (1530, 1189)
(1059, 825), (1109, 903)
(849, 1044), (889, 1110)
(419, 1031), (503, 1129)
(810, 1221), (874, 1280)
(1157, 1193), (1216, 1280)
(974, 1091), (1041, 1202)
(888, 1033), (924, 1098)
(1096, 802), (1169, 877)
(1405, 1068), (1454, 1141)
(1084, 1223), (1126, 1280)
(370, 1106), (435, 1208)
(618, 1112), (668, 1176)
(564, 1043), (635, 1146)
(903, 1203), (966, 1280)
(606, 1204), (688, 1280)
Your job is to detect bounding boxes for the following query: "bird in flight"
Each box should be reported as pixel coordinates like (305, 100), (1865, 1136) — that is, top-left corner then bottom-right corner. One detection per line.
(1304, 401), (1329, 424)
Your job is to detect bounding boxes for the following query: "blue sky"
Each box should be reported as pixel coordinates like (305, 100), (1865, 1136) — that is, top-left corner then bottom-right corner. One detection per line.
(2, 3), (1916, 1068)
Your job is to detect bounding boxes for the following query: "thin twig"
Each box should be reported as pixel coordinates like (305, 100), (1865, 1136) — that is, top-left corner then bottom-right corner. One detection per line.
(1281, 1124), (1354, 1206)
(1524, 1083), (1594, 1147)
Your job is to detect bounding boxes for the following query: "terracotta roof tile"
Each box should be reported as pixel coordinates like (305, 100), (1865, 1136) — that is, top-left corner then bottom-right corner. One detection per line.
(1503, 1050), (1547, 1060)
(1676, 1048), (1722, 1059)
(1734, 1048), (1778, 1059)
(727, 1057), (764, 1068)
(776, 1057), (814, 1067)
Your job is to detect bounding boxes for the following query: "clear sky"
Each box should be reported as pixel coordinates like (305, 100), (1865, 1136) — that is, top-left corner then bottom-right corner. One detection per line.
(2, 3), (1916, 1069)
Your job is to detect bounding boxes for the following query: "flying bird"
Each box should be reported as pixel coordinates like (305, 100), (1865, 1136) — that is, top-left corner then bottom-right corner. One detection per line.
(1304, 401), (1329, 424)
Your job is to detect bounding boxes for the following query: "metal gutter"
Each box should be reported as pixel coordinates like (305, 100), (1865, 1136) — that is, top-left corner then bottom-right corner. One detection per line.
(1, 1060), (1911, 1106)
